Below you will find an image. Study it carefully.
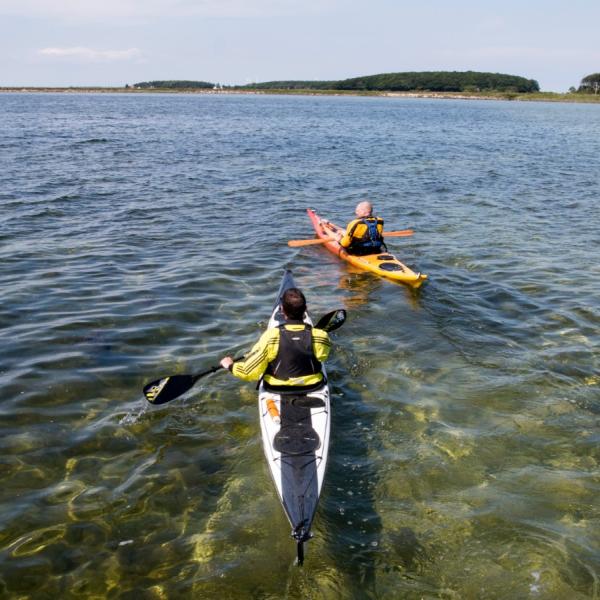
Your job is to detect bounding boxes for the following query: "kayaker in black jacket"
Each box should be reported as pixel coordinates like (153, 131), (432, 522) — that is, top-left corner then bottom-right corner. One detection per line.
(220, 288), (331, 390)
(336, 200), (386, 256)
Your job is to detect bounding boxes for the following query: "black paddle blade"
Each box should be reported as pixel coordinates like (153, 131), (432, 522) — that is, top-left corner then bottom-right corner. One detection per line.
(143, 374), (195, 405)
(315, 309), (347, 332)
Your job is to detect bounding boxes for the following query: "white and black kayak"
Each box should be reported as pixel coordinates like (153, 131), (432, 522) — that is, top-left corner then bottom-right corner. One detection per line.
(258, 270), (331, 565)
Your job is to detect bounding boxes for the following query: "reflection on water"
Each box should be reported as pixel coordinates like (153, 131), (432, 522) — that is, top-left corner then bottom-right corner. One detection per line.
(1, 93), (599, 598)
(337, 268), (422, 311)
(338, 270), (384, 309)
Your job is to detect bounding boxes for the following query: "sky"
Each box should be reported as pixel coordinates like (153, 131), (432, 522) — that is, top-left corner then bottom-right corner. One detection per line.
(1, 0), (598, 92)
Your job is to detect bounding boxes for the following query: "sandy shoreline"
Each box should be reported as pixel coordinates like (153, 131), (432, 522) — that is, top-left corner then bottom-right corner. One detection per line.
(1, 87), (599, 104)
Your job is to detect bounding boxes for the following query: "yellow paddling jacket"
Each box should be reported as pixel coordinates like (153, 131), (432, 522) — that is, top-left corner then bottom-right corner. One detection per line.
(340, 216), (385, 254)
(232, 323), (331, 387)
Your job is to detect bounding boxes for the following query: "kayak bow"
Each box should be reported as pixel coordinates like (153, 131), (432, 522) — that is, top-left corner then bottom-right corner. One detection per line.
(258, 269), (331, 565)
(306, 208), (427, 289)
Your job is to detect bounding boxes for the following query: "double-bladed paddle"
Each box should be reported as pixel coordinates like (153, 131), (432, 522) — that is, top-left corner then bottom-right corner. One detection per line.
(288, 229), (414, 247)
(143, 309), (347, 405)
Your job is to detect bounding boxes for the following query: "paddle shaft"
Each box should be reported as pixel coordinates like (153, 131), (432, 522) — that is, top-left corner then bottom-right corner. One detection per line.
(288, 229), (414, 247)
(191, 355), (245, 383)
(143, 309), (346, 404)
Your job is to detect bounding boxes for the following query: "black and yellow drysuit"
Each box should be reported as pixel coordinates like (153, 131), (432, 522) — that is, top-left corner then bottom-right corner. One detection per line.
(231, 320), (331, 390)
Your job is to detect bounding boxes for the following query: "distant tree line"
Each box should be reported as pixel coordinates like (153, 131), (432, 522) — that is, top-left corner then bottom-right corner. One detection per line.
(243, 71), (540, 93)
(133, 80), (214, 89)
(577, 73), (600, 94)
(244, 80), (338, 90)
(335, 71), (539, 92)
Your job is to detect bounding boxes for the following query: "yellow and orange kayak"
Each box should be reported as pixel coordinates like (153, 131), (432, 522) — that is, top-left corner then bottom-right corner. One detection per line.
(306, 208), (427, 289)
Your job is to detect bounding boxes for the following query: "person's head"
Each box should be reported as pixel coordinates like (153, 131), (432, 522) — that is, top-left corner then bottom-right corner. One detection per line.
(355, 200), (373, 218)
(281, 288), (306, 320)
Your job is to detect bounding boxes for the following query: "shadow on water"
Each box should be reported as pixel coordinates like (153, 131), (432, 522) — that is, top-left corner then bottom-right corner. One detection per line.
(322, 373), (383, 596)
(316, 274), (430, 599)
(320, 349), (431, 599)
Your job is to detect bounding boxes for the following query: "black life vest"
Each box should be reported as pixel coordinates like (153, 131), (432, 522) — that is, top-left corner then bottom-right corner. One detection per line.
(264, 322), (322, 381)
(348, 216), (384, 253)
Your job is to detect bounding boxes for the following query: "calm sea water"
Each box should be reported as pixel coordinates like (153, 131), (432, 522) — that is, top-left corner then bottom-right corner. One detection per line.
(1, 92), (599, 599)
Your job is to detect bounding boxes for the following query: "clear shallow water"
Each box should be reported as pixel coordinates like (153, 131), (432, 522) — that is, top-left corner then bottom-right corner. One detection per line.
(1, 92), (599, 598)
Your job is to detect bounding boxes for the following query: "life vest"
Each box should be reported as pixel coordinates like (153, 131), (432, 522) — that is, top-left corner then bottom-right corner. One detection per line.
(348, 216), (384, 253)
(264, 323), (322, 383)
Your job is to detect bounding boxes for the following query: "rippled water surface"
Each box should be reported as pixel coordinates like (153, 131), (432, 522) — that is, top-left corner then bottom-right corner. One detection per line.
(1, 92), (599, 599)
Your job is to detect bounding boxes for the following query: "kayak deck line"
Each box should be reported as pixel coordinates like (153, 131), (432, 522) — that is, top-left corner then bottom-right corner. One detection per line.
(306, 208), (427, 288)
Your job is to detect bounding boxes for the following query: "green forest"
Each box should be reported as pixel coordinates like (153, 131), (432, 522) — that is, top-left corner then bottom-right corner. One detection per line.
(131, 71), (600, 97)
(132, 80), (213, 89)
(133, 71), (539, 92)
(246, 71), (540, 93)
(577, 73), (600, 94)
(242, 80), (337, 90)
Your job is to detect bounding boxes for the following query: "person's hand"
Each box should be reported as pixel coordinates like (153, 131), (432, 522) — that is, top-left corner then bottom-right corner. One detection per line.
(220, 356), (234, 370)
(335, 232), (343, 242)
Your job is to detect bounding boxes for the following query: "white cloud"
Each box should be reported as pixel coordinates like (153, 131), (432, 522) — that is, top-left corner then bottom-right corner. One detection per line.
(1, 0), (338, 20)
(39, 47), (143, 62)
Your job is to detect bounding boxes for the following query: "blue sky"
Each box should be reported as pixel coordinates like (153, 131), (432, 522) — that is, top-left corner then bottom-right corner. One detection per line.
(1, 0), (598, 91)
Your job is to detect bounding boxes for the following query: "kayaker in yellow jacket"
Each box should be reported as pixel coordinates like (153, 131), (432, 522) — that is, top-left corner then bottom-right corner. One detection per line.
(337, 200), (386, 256)
(220, 288), (331, 391)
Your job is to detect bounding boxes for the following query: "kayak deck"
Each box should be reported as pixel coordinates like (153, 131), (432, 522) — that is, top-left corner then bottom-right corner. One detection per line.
(258, 269), (330, 565)
(258, 388), (330, 549)
(306, 208), (427, 289)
